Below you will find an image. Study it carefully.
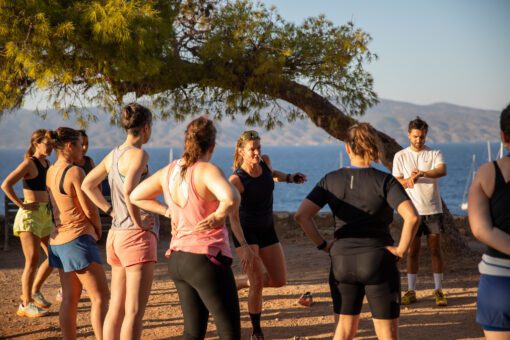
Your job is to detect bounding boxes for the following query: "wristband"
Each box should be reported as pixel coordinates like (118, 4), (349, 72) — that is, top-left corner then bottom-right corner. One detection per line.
(286, 173), (292, 183)
(239, 240), (248, 247)
(317, 240), (327, 250)
(105, 206), (113, 216)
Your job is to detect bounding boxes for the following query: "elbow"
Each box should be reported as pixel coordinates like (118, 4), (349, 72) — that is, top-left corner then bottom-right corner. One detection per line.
(1, 181), (8, 193)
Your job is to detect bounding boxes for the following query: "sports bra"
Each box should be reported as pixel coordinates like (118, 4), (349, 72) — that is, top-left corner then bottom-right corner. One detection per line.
(22, 157), (49, 191)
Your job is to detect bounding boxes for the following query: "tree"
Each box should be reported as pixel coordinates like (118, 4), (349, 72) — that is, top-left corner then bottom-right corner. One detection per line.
(0, 0), (466, 250)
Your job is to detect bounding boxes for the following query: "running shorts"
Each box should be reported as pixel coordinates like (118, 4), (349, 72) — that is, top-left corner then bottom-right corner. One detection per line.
(477, 274), (510, 330)
(13, 202), (52, 238)
(417, 213), (444, 236)
(49, 234), (102, 272)
(106, 228), (157, 267)
(331, 248), (401, 319)
(232, 224), (279, 249)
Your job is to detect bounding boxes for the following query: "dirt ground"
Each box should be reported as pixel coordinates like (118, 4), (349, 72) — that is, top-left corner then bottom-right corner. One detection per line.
(0, 231), (485, 340)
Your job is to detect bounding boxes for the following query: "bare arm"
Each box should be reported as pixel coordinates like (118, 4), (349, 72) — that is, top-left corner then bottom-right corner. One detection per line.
(416, 163), (447, 179)
(130, 167), (170, 218)
(1, 159), (38, 210)
(295, 199), (330, 252)
(468, 164), (510, 255)
(395, 175), (419, 189)
(71, 167), (101, 238)
(262, 155), (307, 184)
(82, 154), (112, 215)
(228, 188), (256, 271)
(386, 200), (419, 258)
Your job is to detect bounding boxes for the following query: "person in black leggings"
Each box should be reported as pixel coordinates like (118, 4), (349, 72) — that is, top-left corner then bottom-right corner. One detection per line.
(295, 123), (419, 340)
(230, 130), (306, 339)
(130, 117), (254, 339)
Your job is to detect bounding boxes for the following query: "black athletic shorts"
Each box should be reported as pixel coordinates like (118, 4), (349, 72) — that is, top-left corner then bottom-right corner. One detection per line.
(232, 224), (279, 249)
(331, 248), (401, 319)
(417, 213), (444, 236)
(328, 264), (341, 315)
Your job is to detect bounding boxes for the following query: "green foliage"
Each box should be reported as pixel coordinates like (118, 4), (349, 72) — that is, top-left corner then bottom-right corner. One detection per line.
(0, 0), (377, 128)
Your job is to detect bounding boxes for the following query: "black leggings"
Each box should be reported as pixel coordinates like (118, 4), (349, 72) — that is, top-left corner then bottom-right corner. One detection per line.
(331, 248), (401, 319)
(168, 251), (241, 340)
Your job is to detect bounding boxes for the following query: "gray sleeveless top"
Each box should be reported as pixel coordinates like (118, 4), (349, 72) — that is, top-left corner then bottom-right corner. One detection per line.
(108, 146), (160, 236)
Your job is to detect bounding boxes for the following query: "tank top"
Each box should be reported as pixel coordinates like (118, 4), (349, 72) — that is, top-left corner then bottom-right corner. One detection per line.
(108, 146), (160, 235)
(23, 157), (49, 191)
(487, 160), (510, 260)
(235, 161), (274, 228)
(162, 160), (231, 258)
(47, 164), (97, 245)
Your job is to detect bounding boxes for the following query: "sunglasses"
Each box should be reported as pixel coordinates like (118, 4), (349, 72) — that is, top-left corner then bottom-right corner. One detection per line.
(240, 130), (260, 141)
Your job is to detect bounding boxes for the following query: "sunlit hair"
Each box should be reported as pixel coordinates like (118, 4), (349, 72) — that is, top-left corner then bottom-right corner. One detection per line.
(45, 127), (80, 151)
(25, 129), (49, 159)
(232, 130), (260, 170)
(501, 103), (510, 138)
(120, 103), (152, 137)
(180, 116), (216, 177)
(346, 123), (381, 164)
(408, 116), (429, 133)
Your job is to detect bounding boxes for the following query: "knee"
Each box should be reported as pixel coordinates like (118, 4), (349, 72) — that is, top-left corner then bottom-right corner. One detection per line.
(269, 276), (286, 288)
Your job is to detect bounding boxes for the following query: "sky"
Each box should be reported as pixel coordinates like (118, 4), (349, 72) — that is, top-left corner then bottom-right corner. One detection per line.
(262, 0), (510, 111)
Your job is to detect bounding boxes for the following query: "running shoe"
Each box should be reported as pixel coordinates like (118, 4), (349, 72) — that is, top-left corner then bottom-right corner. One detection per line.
(297, 292), (313, 307)
(56, 288), (87, 302)
(434, 289), (448, 306)
(32, 292), (51, 309)
(401, 290), (417, 305)
(16, 302), (49, 318)
(251, 331), (265, 340)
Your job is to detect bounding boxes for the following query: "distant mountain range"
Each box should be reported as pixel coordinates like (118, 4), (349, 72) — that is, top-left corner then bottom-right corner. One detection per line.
(0, 99), (501, 149)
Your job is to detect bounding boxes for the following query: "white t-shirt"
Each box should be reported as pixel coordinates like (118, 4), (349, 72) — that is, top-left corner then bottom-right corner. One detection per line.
(392, 146), (445, 215)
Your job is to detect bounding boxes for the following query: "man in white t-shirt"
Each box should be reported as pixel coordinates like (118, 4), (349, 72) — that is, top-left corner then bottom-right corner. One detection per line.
(392, 117), (448, 307)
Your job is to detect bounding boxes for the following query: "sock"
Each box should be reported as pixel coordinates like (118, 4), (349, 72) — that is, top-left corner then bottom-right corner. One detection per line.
(249, 313), (262, 334)
(433, 273), (443, 290)
(407, 273), (417, 291)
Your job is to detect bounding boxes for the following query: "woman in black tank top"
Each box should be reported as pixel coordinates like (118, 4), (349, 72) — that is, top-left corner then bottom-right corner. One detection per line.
(468, 104), (510, 336)
(74, 130), (96, 175)
(229, 130), (306, 339)
(1, 129), (54, 317)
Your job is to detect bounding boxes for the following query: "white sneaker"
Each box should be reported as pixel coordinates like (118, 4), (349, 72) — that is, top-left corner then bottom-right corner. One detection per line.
(16, 302), (49, 317)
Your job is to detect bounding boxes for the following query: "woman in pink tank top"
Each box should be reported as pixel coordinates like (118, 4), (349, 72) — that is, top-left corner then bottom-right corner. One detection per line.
(131, 117), (255, 339)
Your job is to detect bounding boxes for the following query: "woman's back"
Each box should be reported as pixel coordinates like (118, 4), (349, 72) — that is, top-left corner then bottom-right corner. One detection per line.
(487, 158), (510, 259)
(47, 164), (96, 245)
(163, 160), (231, 257)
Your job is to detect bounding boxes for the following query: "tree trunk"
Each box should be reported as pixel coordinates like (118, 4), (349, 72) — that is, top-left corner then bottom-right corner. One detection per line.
(267, 79), (470, 253)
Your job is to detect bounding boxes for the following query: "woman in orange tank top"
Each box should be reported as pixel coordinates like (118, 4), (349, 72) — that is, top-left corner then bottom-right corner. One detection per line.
(131, 117), (255, 339)
(46, 127), (109, 340)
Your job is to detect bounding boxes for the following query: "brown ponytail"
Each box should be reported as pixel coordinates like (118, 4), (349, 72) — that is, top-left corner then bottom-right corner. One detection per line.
(45, 127), (80, 151)
(345, 123), (381, 164)
(232, 130), (261, 170)
(24, 129), (48, 159)
(180, 117), (216, 177)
